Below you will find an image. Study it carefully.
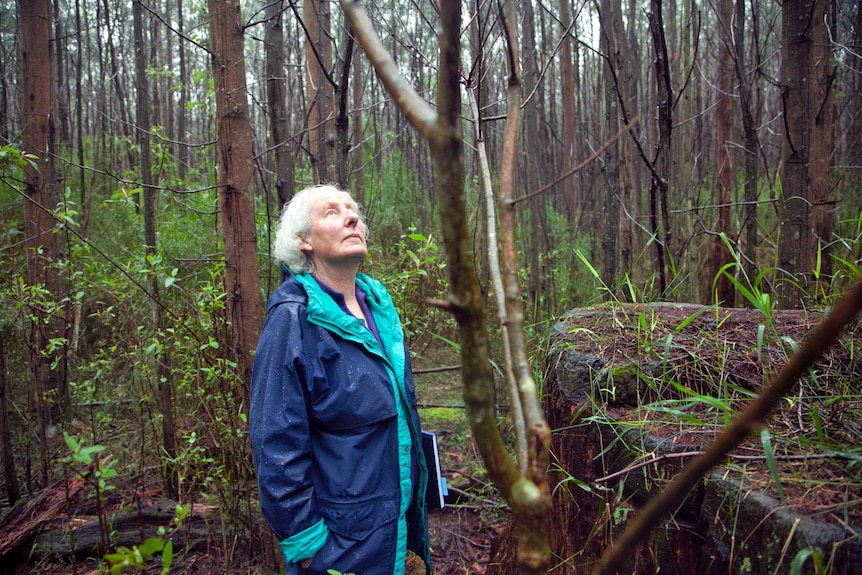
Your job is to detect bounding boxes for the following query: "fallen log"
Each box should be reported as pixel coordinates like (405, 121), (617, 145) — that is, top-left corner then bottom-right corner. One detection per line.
(0, 468), (89, 559)
(28, 500), (215, 561)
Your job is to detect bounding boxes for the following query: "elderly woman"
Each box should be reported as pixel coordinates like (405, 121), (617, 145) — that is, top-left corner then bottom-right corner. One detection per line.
(250, 185), (432, 575)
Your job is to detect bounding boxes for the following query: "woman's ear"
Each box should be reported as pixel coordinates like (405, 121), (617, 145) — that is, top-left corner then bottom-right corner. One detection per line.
(299, 234), (313, 254)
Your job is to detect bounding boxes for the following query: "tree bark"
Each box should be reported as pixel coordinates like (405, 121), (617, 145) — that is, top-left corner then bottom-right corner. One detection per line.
(304, 0), (335, 182)
(599, 0), (621, 297)
(351, 52), (364, 204)
(334, 28), (355, 190)
(207, 0), (264, 399)
(0, 329), (20, 505)
(177, 0), (190, 179)
(733, 0), (761, 293)
(777, 0), (835, 307)
(558, 0), (577, 221)
(520, 0), (544, 321)
(647, 0), (673, 298)
(706, 0), (736, 306)
(265, 0), (295, 208)
(18, 0), (67, 480)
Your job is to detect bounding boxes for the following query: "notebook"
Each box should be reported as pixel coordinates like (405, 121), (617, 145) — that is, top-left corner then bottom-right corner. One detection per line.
(421, 430), (447, 510)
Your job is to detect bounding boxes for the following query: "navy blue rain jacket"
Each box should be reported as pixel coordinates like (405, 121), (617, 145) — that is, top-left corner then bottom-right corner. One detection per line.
(250, 271), (432, 575)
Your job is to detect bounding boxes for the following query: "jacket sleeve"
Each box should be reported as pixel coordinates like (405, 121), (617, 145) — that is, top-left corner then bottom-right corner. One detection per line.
(250, 302), (328, 562)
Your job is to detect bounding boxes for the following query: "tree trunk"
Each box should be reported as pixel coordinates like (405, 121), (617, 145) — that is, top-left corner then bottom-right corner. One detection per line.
(18, 0), (67, 483)
(706, 0), (736, 306)
(74, 0), (89, 234)
(0, 8), (8, 143)
(177, 0), (190, 179)
(100, 0), (136, 176)
(334, 29), (355, 190)
(207, 0), (264, 400)
(304, 0), (335, 182)
(599, 0), (621, 297)
(612, 0), (636, 284)
(647, 0), (673, 298)
(134, 0), (177, 500)
(0, 329), (20, 505)
(351, 52), (364, 205)
(521, 0), (543, 322)
(733, 0), (761, 293)
(558, 0), (577, 221)
(53, 0), (69, 147)
(777, 0), (835, 307)
(265, 1), (295, 208)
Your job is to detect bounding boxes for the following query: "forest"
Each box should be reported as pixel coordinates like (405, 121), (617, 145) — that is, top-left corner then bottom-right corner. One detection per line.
(1, 0), (861, 573)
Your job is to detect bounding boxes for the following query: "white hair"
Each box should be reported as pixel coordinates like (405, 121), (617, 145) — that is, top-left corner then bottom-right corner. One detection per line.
(272, 184), (365, 274)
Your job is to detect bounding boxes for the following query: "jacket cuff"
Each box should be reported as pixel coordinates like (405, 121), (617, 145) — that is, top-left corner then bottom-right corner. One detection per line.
(278, 518), (329, 565)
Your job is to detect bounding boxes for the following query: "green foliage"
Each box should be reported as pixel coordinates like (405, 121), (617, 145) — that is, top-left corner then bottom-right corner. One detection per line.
(63, 432), (118, 495)
(365, 226), (452, 350)
(0, 143), (39, 172)
(789, 548), (824, 575)
(103, 502), (187, 573)
(104, 538), (173, 575)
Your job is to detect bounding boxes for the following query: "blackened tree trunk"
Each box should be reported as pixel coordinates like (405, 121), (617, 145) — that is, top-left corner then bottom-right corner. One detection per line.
(647, 0), (673, 298)
(208, 0), (264, 400)
(0, 330), (20, 505)
(334, 29), (355, 190)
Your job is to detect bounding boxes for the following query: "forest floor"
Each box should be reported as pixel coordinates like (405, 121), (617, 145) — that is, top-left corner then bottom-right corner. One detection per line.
(2, 350), (506, 575)
(3, 430), (505, 575)
(7, 298), (861, 574)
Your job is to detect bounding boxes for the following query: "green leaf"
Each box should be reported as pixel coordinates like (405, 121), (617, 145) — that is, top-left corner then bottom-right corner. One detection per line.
(161, 541), (173, 574)
(789, 548), (823, 575)
(138, 537), (165, 558)
(760, 428), (786, 505)
(63, 432), (80, 453)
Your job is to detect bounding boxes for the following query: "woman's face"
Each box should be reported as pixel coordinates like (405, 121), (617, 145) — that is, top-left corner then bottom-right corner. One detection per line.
(300, 191), (367, 269)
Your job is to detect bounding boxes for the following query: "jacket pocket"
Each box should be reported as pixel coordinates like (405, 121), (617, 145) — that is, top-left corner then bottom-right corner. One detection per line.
(320, 493), (398, 541)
